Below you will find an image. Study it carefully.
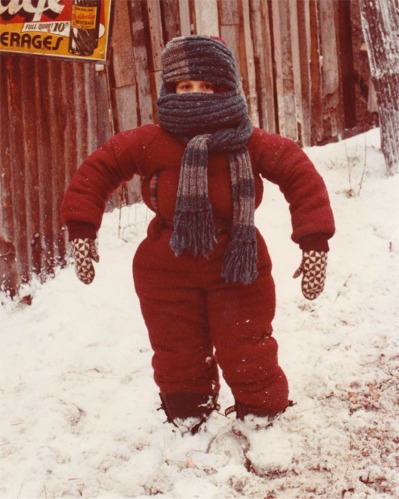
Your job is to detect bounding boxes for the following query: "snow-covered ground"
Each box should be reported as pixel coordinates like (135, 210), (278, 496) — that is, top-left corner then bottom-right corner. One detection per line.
(1, 128), (398, 499)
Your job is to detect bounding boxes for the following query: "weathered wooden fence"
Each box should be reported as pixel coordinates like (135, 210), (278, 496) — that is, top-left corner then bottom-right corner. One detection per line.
(0, 0), (374, 299)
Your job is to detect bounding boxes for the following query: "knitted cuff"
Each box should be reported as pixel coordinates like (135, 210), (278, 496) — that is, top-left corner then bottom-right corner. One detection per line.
(66, 221), (97, 242)
(299, 234), (330, 252)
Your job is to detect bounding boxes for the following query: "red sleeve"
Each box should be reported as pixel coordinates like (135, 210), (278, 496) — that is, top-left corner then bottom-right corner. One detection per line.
(250, 128), (335, 248)
(60, 125), (159, 240)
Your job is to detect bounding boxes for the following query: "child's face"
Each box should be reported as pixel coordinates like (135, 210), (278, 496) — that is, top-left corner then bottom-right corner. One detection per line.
(176, 80), (215, 94)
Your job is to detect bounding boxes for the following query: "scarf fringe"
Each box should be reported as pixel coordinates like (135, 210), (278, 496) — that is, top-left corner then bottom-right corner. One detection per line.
(222, 227), (258, 285)
(170, 210), (217, 257)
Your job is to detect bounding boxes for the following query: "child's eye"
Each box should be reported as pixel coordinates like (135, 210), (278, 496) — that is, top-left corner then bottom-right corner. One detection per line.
(202, 83), (214, 91)
(177, 82), (192, 92)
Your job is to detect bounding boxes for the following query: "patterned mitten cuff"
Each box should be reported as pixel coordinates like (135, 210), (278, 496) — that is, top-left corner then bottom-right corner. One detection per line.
(71, 238), (99, 285)
(293, 250), (328, 300)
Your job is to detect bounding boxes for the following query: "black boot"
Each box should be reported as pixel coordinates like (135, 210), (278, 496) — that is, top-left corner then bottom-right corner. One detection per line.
(226, 400), (294, 424)
(159, 391), (219, 434)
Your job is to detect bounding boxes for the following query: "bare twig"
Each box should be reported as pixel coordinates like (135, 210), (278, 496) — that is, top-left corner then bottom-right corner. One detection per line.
(357, 134), (368, 196)
(16, 481), (24, 499)
(343, 140), (354, 195)
(335, 274), (353, 301)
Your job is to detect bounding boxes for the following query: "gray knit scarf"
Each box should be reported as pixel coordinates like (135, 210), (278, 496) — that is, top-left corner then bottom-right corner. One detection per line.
(157, 36), (258, 285)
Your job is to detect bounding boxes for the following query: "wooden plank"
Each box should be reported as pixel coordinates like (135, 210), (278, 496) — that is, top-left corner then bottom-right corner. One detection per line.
(89, 64), (117, 211)
(288, 0), (310, 146)
(295, 0), (311, 145)
(193, 0), (219, 36)
(163, 0), (181, 40)
(319, 0), (340, 139)
(149, 70), (163, 123)
(62, 63), (81, 185)
(110, 0), (138, 135)
(128, 0), (154, 124)
(151, 70), (163, 104)
(178, 0), (191, 36)
(72, 62), (89, 162)
(237, 4), (250, 112)
(93, 66), (114, 146)
(319, 0), (339, 98)
(240, 0), (258, 126)
(123, 176), (142, 206)
(271, 0), (297, 140)
(336, 0), (356, 129)
(113, 86), (139, 131)
(111, 0), (136, 88)
(249, 0), (276, 132)
(219, 0), (239, 25)
(309, 0), (323, 144)
(146, 0), (164, 71)
(111, 0), (138, 132)
(220, 24), (240, 70)
(359, 0), (399, 172)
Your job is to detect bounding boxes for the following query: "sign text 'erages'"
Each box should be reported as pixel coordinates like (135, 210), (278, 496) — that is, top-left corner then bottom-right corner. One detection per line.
(0, 0), (112, 61)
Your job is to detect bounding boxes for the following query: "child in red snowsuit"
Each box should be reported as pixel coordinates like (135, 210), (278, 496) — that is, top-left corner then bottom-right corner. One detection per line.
(61, 35), (335, 434)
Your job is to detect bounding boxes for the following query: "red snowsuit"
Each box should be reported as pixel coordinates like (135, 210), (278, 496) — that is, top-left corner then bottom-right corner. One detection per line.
(61, 124), (335, 415)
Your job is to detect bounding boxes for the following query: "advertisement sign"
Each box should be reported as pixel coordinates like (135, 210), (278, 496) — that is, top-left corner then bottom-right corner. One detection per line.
(0, 0), (112, 61)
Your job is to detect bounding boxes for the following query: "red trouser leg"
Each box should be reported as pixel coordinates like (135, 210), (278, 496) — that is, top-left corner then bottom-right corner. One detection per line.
(133, 226), (288, 415)
(207, 236), (289, 415)
(207, 270), (288, 415)
(133, 234), (219, 397)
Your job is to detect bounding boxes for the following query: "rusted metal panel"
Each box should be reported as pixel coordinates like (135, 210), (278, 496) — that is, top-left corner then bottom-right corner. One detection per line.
(3, 57), (31, 284)
(0, 53), (112, 296)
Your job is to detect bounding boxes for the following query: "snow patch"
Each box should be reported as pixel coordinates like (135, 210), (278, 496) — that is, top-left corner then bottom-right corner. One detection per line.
(1, 128), (399, 498)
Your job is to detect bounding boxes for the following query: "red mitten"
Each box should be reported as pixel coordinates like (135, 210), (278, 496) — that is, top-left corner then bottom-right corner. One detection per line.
(293, 250), (328, 300)
(71, 238), (99, 285)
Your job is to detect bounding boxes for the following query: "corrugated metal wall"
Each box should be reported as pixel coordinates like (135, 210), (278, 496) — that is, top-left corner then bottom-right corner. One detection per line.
(0, 56), (112, 294)
(0, 57), (114, 295)
(0, 0), (374, 299)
